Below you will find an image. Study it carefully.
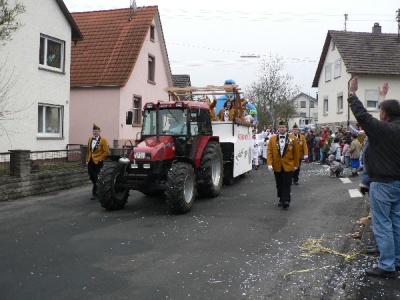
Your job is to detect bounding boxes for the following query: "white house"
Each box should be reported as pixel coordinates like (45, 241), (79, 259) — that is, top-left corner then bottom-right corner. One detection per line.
(0, 0), (82, 153)
(289, 92), (318, 130)
(312, 23), (400, 131)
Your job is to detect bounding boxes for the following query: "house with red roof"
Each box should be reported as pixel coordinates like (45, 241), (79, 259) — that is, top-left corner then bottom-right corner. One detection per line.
(69, 6), (173, 147)
(0, 0), (82, 152)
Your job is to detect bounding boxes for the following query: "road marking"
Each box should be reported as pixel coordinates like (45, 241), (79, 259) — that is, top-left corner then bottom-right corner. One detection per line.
(349, 189), (362, 198)
(340, 178), (352, 184)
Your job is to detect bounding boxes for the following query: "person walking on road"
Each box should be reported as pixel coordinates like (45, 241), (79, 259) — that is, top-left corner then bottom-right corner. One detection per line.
(86, 123), (109, 200)
(348, 76), (400, 279)
(267, 118), (299, 209)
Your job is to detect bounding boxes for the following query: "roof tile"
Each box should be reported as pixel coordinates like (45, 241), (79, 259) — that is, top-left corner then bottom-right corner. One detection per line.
(71, 6), (158, 87)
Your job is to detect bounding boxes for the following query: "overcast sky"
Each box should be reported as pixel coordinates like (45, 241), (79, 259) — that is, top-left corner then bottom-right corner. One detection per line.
(64, 0), (400, 97)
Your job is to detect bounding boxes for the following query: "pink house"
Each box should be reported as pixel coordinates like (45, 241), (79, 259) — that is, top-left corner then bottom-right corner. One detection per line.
(69, 6), (173, 147)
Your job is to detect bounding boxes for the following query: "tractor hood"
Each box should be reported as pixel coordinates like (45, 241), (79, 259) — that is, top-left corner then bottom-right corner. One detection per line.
(130, 136), (175, 161)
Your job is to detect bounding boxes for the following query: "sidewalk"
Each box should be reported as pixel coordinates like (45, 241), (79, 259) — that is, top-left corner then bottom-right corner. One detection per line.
(345, 194), (400, 299)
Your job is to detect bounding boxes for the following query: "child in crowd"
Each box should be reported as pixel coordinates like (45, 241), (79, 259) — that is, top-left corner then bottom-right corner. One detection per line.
(341, 137), (351, 168)
(328, 154), (344, 177)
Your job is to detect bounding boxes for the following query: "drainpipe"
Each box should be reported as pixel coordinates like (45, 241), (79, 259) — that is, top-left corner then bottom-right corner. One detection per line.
(347, 76), (353, 126)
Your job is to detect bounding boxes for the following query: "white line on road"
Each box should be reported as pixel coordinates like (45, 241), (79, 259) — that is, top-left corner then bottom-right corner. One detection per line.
(340, 178), (352, 184)
(349, 189), (363, 198)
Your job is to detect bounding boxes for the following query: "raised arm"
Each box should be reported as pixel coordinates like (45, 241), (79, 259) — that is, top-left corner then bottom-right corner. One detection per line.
(379, 82), (389, 101)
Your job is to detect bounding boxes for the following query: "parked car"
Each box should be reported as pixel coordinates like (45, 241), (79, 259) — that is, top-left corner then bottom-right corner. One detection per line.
(305, 124), (316, 131)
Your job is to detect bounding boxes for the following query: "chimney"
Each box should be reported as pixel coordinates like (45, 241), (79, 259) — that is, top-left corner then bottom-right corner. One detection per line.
(372, 22), (382, 34)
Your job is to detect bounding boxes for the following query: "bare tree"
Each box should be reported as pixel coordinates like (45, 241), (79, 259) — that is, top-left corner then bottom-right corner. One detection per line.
(246, 55), (300, 130)
(0, 0), (25, 44)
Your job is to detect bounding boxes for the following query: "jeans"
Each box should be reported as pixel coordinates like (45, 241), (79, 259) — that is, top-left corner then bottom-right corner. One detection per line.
(307, 145), (314, 163)
(321, 151), (328, 165)
(345, 156), (351, 168)
(369, 181), (400, 271)
(315, 148), (320, 162)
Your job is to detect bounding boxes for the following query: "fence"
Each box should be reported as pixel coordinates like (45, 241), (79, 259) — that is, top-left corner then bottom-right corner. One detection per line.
(0, 145), (134, 201)
(0, 152), (11, 175)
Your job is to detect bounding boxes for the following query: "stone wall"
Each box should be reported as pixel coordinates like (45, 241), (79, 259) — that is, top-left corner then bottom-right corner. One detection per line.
(0, 149), (90, 202)
(0, 166), (90, 202)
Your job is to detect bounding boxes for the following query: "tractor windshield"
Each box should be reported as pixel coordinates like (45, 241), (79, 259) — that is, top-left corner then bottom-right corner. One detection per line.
(142, 109), (187, 136)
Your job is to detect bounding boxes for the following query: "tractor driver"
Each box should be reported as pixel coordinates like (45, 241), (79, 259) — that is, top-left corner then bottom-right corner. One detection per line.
(168, 110), (187, 134)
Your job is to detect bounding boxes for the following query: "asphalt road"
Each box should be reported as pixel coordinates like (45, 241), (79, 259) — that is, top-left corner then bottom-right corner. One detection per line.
(0, 162), (384, 299)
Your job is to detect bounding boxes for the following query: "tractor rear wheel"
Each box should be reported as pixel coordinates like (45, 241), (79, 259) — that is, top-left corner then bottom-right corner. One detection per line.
(165, 162), (195, 214)
(197, 141), (223, 198)
(97, 162), (129, 210)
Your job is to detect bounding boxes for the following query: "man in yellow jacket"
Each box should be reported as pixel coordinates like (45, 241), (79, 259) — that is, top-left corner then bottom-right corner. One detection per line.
(267, 118), (299, 208)
(291, 123), (308, 185)
(86, 123), (109, 200)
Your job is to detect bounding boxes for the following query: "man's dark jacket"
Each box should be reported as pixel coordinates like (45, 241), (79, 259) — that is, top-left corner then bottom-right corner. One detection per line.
(348, 94), (400, 182)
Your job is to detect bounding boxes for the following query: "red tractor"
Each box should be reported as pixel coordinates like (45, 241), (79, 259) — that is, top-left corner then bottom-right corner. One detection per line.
(97, 99), (224, 214)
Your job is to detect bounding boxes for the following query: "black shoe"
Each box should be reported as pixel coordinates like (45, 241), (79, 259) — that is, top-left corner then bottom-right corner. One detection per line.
(365, 267), (396, 278)
(293, 182), (299, 185)
(360, 186), (369, 195)
(282, 202), (289, 208)
(278, 202), (282, 207)
(90, 194), (98, 200)
(365, 246), (379, 255)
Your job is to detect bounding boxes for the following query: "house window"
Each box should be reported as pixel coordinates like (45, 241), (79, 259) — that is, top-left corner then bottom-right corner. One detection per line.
(325, 63), (331, 82)
(337, 93), (343, 112)
(148, 55), (155, 82)
(39, 35), (65, 72)
(300, 101), (306, 108)
(310, 101), (314, 108)
(132, 96), (142, 125)
(334, 59), (341, 78)
(331, 41), (335, 51)
(323, 98), (328, 114)
(38, 104), (63, 137)
(150, 25), (155, 42)
(300, 112), (306, 118)
(366, 89), (379, 110)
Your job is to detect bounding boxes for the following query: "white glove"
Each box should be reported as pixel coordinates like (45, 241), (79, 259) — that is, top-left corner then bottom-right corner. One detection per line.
(294, 167), (298, 170)
(304, 155), (308, 160)
(268, 165), (273, 171)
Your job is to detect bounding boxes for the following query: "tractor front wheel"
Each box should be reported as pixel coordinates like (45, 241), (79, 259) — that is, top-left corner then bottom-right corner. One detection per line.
(165, 162), (195, 214)
(97, 162), (129, 210)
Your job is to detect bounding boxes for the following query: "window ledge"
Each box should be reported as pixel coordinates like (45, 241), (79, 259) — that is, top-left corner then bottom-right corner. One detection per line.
(38, 66), (65, 75)
(323, 113), (328, 116)
(147, 79), (156, 85)
(336, 111), (343, 114)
